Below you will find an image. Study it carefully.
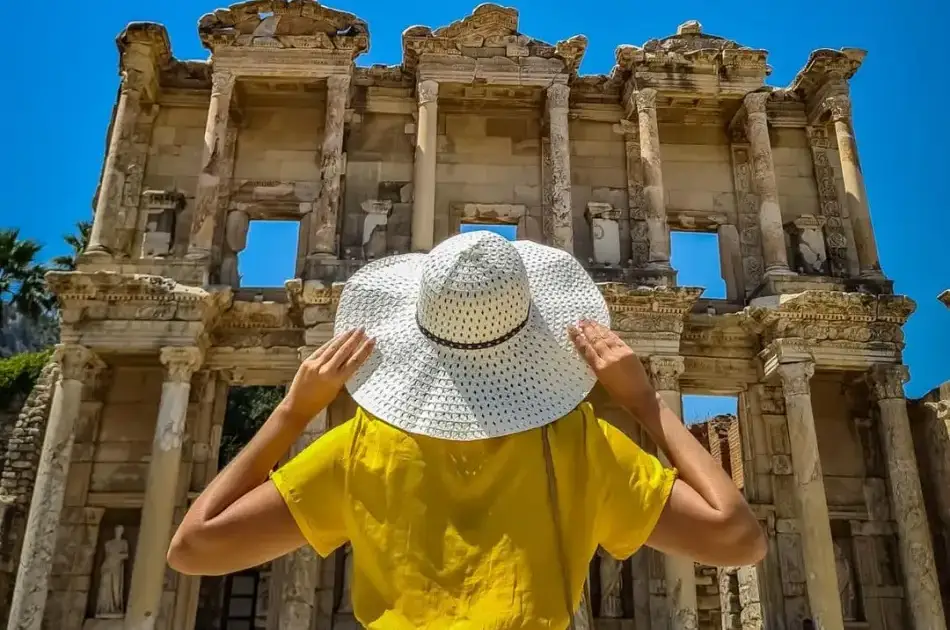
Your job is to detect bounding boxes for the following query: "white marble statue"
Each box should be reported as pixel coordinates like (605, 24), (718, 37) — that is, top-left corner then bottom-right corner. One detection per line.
(95, 525), (129, 619)
(833, 541), (857, 621)
(598, 548), (624, 618)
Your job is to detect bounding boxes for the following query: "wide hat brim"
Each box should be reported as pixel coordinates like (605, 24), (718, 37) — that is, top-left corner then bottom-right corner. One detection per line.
(333, 240), (610, 440)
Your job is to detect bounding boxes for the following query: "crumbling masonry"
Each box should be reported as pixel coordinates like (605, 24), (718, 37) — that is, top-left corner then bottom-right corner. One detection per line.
(2, 2), (950, 629)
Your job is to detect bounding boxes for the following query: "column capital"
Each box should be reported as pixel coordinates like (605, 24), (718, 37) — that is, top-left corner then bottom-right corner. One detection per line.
(546, 83), (570, 109)
(417, 79), (439, 105)
(743, 91), (771, 115)
(868, 364), (909, 401)
(826, 94), (852, 123)
(647, 355), (684, 391)
(634, 87), (658, 111)
(776, 361), (815, 397)
(53, 344), (104, 382)
(327, 74), (352, 92)
(160, 346), (205, 383)
(211, 69), (236, 97)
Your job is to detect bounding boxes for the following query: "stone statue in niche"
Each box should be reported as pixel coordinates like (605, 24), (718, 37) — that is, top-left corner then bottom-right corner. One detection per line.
(598, 548), (623, 618)
(339, 543), (354, 613)
(833, 541), (857, 621)
(95, 525), (129, 619)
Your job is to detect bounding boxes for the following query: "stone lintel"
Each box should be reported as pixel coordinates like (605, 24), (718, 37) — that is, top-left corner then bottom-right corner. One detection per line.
(211, 49), (356, 79)
(681, 356), (758, 391)
(207, 347), (302, 381)
(758, 338), (903, 380)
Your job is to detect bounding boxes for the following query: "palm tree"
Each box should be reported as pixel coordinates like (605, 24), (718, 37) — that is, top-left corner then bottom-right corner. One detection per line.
(52, 221), (92, 271)
(0, 228), (52, 326)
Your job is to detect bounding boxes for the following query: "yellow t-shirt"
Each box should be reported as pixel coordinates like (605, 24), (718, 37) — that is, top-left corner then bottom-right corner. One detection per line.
(270, 402), (676, 629)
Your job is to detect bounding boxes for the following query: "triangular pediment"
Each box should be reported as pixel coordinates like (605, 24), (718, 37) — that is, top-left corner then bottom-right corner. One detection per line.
(432, 4), (520, 40)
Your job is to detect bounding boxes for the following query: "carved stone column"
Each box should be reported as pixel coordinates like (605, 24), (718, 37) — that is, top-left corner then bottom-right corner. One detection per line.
(125, 347), (204, 630)
(411, 79), (439, 252)
(635, 89), (671, 268)
(545, 83), (574, 253)
(188, 70), (236, 260)
(743, 93), (791, 276)
(776, 361), (843, 630)
(86, 70), (145, 258)
(7, 345), (103, 630)
(869, 365), (946, 630)
(308, 75), (351, 260)
(648, 356), (698, 630)
(827, 95), (881, 278)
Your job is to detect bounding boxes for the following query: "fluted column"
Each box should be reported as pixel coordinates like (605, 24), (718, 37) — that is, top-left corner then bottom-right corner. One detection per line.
(776, 361), (843, 630)
(125, 347), (204, 630)
(648, 356), (697, 630)
(869, 365), (946, 630)
(187, 70), (236, 260)
(86, 70), (145, 258)
(546, 83), (574, 253)
(635, 89), (671, 268)
(7, 345), (103, 630)
(743, 93), (791, 276)
(411, 79), (439, 252)
(827, 95), (881, 278)
(308, 75), (351, 260)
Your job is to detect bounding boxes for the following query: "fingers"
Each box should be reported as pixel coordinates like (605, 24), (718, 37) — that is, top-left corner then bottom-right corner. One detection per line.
(310, 329), (358, 362)
(325, 329), (368, 371)
(569, 324), (604, 369)
(342, 337), (376, 376)
(580, 320), (611, 355)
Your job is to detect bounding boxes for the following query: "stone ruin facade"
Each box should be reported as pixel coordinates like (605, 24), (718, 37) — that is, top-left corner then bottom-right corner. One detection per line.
(1, 2), (949, 629)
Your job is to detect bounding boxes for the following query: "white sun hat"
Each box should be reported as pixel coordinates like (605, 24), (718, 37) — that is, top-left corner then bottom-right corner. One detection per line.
(333, 230), (610, 441)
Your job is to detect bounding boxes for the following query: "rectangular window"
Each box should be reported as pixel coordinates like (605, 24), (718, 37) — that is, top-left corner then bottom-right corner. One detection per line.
(670, 231), (726, 299)
(237, 220), (299, 287)
(459, 222), (517, 241)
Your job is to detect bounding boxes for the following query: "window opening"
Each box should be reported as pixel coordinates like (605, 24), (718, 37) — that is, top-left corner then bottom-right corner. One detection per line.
(237, 220), (299, 287)
(670, 231), (726, 299)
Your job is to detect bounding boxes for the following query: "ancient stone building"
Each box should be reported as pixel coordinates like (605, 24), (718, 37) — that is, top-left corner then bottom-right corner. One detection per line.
(2, 2), (948, 629)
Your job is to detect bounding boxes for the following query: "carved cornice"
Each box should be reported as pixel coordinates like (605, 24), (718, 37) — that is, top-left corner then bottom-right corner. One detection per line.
(788, 48), (866, 100)
(160, 346), (205, 383)
(401, 4), (586, 77)
(614, 20), (769, 93)
(742, 291), (915, 348)
(600, 284), (703, 335)
(198, 0), (369, 57)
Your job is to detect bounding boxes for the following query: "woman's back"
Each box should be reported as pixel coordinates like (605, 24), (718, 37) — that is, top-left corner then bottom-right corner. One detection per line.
(271, 403), (675, 629)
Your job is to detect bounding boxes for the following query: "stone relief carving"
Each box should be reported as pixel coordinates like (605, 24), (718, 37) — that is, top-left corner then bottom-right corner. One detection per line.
(95, 526), (129, 619)
(597, 548), (623, 618)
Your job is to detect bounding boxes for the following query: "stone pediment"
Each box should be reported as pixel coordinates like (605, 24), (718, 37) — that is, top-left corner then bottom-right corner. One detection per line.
(198, 0), (369, 58)
(787, 48), (866, 99)
(401, 4), (587, 76)
(614, 21), (769, 94)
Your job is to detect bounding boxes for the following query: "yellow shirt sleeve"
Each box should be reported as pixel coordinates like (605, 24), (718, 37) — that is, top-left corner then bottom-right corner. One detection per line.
(270, 420), (351, 557)
(590, 415), (677, 559)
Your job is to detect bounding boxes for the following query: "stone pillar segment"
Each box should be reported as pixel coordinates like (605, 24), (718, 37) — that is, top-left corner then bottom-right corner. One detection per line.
(869, 365), (946, 630)
(125, 346), (204, 630)
(776, 361), (843, 630)
(6, 345), (103, 630)
(187, 70), (236, 260)
(743, 92), (791, 276)
(545, 83), (574, 253)
(308, 74), (351, 260)
(635, 88), (671, 268)
(411, 79), (439, 252)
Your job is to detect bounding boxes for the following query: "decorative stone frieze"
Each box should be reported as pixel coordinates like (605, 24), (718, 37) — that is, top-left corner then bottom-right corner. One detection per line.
(805, 126), (851, 277)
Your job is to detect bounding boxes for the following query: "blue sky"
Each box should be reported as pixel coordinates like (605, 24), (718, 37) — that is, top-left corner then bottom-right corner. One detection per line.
(2, 0), (947, 413)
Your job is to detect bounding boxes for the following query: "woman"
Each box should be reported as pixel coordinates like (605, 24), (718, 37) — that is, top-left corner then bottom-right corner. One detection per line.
(168, 231), (766, 629)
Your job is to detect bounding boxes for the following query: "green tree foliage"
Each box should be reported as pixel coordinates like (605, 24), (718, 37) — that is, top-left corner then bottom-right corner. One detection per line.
(0, 349), (53, 407)
(52, 221), (92, 271)
(0, 228), (53, 326)
(219, 386), (285, 468)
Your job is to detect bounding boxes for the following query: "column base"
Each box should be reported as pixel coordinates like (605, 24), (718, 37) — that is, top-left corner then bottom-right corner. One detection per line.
(80, 247), (113, 262)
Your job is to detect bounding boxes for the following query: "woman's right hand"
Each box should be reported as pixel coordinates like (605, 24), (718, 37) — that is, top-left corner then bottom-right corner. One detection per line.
(568, 320), (657, 418)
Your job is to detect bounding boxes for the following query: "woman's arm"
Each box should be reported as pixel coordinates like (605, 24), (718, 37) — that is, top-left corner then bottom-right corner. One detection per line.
(167, 329), (374, 575)
(570, 321), (766, 566)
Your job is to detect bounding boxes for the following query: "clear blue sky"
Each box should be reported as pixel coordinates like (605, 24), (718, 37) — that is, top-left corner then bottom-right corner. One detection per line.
(2, 0), (947, 410)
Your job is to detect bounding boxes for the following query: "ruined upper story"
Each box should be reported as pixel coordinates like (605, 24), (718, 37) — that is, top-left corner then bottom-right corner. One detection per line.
(80, 1), (883, 296)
